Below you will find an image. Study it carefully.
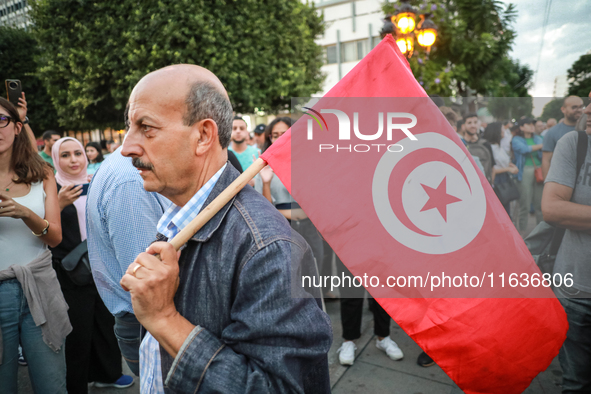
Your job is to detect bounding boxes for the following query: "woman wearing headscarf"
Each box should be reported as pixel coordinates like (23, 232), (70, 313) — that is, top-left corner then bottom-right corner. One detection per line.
(51, 137), (133, 392)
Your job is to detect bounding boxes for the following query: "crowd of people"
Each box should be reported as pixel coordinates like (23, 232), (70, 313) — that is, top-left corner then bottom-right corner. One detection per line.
(0, 66), (590, 394)
(437, 96), (586, 237)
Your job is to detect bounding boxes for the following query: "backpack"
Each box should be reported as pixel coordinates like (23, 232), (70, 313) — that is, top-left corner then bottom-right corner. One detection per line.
(524, 130), (588, 275)
(466, 139), (493, 182)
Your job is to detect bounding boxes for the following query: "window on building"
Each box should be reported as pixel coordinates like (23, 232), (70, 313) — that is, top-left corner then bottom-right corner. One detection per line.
(341, 41), (356, 63)
(372, 36), (381, 49)
(357, 40), (368, 60)
(325, 45), (337, 64)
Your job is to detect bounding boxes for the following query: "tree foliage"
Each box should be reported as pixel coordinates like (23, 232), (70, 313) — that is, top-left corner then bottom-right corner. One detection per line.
(30, 0), (324, 130)
(487, 58), (533, 120)
(0, 26), (60, 135)
(540, 98), (563, 122)
(567, 53), (591, 98)
(382, 0), (518, 97)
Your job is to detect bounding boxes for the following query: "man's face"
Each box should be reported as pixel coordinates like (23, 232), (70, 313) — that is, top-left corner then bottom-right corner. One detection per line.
(254, 133), (265, 149)
(231, 119), (248, 144)
(121, 76), (199, 198)
(546, 118), (557, 128)
(562, 97), (584, 124)
(464, 116), (479, 136)
(45, 134), (60, 150)
(535, 121), (545, 134)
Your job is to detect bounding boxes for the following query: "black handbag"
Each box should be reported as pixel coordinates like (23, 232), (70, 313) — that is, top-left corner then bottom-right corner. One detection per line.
(60, 240), (93, 286)
(493, 176), (520, 206)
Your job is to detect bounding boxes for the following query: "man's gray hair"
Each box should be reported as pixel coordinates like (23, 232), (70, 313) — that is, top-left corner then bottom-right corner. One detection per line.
(183, 81), (233, 149)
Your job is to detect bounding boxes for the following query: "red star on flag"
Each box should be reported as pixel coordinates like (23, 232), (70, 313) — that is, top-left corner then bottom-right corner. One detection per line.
(420, 177), (462, 222)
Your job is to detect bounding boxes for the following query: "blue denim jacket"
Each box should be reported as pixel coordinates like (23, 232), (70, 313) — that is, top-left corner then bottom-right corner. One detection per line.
(152, 164), (332, 393)
(512, 135), (543, 181)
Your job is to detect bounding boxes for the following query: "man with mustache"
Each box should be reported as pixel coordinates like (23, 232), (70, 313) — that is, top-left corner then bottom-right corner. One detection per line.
(119, 64), (331, 393)
(86, 147), (171, 378)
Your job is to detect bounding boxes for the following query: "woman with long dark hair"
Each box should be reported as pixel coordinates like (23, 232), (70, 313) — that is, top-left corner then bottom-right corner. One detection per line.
(85, 141), (105, 176)
(483, 122), (519, 214)
(0, 96), (69, 393)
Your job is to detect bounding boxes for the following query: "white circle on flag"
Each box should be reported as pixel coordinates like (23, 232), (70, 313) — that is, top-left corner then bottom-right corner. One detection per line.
(372, 132), (486, 254)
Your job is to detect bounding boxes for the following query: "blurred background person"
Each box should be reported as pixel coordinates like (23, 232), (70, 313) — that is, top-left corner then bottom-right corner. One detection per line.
(484, 122), (519, 214)
(104, 140), (120, 158)
(544, 118), (557, 136)
(542, 96), (584, 179)
(464, 113), (495, 184)
(0, 96), (68, 393)
(456, 119), (465, 140)
(51, 137), (133, 392)
(253, 123), (266, 152)
(39, 130), (61, 169)
(511, 118), (543, 235)
(85, 141), (104, 176)
(534, 119), (546, 137)
(87, 146), (171, 377)
(256, 117), (324, 269)
(500, 120), (513, 155)
(229, 116), (259, 170)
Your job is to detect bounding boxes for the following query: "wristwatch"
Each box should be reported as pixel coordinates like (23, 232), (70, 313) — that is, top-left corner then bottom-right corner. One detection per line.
(33, 220), (50, 236)
(22, 116), (29, 125)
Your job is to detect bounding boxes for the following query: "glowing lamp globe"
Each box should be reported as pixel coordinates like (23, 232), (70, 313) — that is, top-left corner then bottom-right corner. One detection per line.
(396, 37), (414, 54)
(394, 12), (416, 34)
(417, 28), (437, 47)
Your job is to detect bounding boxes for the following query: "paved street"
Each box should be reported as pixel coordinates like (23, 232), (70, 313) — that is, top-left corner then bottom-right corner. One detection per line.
(325, 296), (563, 394)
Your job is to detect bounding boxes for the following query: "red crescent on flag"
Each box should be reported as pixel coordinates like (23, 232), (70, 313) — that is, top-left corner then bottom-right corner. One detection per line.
(387, 147), (471, 237)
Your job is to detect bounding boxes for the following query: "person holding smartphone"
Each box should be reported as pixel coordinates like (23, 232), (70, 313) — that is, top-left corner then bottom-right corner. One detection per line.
(0, 96), (69, 393)
(50, 137), (133, 392)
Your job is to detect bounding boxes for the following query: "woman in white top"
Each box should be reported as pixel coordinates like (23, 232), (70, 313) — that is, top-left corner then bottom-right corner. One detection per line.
(483, 122), (519, 215)
(0, 96), (69, 393)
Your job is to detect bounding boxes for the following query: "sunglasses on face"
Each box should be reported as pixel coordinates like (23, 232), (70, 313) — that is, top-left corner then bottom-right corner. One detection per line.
(0, 115), (14, 128)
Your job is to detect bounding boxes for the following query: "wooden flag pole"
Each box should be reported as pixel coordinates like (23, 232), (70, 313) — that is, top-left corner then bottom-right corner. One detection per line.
(168, 157), (268, 251)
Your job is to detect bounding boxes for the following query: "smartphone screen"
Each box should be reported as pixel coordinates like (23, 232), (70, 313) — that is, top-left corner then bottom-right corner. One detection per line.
(5, 79), (22, 107)
(76, 183), (90, 196)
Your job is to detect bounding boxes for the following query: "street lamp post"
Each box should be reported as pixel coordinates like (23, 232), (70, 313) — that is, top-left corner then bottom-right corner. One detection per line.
(380, 0), (438, 59)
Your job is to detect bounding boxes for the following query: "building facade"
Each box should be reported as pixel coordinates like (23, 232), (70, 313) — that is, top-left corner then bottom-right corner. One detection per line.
(0, 0), (31, 29)
(314, 0), (385, 96)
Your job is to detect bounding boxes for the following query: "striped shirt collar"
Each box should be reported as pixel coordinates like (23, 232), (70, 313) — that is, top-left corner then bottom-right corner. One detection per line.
(157, 164), (227, 240)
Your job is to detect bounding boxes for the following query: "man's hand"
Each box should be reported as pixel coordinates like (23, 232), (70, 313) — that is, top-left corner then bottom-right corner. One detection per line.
(17, 92), (27, 122)
(120, 242), (180, 332)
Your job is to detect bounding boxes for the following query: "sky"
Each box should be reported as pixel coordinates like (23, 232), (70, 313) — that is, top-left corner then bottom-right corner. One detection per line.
(499, 0), (591, 115)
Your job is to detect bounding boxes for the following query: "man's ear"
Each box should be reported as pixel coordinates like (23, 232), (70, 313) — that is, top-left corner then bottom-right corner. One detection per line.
(195, 118), (219, 156)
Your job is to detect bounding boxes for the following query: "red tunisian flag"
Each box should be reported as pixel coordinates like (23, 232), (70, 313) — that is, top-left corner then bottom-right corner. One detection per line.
(261, 35), (567, 393)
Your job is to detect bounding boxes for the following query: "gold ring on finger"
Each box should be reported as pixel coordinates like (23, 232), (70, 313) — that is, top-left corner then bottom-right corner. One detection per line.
(132, 264), (143, 277)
